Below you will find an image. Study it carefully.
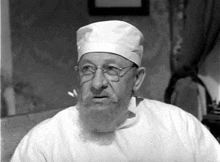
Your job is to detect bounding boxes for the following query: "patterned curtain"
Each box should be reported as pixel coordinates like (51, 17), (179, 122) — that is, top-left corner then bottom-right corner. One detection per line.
(165, 0), (220, 119)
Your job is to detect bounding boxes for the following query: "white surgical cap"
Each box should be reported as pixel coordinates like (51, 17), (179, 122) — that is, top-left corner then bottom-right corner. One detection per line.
(76, 20), (144, 66)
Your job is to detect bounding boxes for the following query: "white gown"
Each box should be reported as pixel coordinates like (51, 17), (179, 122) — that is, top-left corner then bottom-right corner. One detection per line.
(11, 97), (220, 162)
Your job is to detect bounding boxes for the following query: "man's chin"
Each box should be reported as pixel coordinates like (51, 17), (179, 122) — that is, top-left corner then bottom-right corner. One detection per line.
(78, 103), (122, 133)
(88, 103), (111, 111)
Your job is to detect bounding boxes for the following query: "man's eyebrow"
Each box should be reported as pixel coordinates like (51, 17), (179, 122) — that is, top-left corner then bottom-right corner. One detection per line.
(80, 58), (117, 65)
(79, 59), (94, 65)
(105, 58), (132, 67)
(79, 58), (123, 66)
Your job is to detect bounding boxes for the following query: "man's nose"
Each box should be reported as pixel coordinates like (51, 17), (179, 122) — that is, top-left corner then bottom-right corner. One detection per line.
(91, 68), (108, 90)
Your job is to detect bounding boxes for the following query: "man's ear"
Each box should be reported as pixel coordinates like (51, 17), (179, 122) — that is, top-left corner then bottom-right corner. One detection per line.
(133, 67), (146, 92)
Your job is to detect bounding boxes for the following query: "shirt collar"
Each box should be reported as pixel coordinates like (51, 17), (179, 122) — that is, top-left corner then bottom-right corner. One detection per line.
(117, 96), (140, 130)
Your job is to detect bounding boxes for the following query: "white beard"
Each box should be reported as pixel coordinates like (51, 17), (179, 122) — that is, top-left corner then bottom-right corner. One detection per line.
(78, 96), (130, 133)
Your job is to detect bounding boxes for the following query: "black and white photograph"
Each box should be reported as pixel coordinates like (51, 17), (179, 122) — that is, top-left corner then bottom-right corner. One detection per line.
(1, 0), (220, 161)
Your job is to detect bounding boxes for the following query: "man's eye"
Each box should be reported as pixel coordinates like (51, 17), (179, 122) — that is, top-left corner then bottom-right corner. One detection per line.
(105, 66), (120, 75)
(81, 65), (94, 74)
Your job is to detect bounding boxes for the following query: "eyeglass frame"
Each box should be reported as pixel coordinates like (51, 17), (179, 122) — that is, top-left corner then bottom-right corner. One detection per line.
(75, 63), (137, 82)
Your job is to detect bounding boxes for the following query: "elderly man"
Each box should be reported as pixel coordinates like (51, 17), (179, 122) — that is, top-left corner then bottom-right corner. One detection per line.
(11, 20), (220, 162)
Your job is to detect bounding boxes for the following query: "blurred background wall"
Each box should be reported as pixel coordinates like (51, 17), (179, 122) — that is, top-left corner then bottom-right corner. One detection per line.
(2, 0), (172, 116)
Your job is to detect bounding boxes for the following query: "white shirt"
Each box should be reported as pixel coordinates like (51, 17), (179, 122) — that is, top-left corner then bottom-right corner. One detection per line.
(11, 97), (220, 162)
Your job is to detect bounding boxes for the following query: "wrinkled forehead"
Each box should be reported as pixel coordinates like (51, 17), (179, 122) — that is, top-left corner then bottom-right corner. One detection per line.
(78, 52), (134, 66)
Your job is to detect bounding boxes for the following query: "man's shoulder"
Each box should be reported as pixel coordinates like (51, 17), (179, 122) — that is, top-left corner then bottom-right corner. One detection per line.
(12, 106), (80, 160)
(138, 97), (196, 123)
(139, 97), (184, 112)
(26, 106), (79, 139)
(136, 97), (204, 135)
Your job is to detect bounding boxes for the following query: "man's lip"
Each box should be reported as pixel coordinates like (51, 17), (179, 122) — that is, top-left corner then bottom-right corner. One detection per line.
(91, 96), (109, 102)
(93, 96), (108, 98)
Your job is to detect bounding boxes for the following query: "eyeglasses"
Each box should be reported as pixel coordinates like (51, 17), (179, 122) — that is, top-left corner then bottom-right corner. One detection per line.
(75, 64), (135, 82)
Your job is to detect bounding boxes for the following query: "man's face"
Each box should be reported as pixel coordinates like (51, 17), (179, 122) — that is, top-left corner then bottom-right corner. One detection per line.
(77, 52), (137, 133)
